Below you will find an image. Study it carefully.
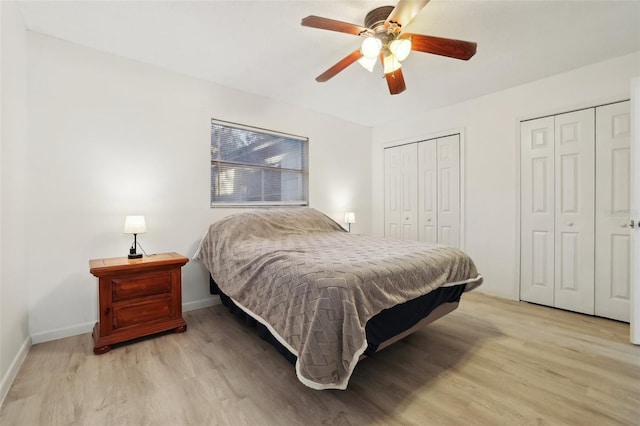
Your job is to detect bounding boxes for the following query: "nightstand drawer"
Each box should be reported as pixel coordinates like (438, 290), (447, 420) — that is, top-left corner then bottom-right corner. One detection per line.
(112, 270), (172, 302)
(112, 297), (173, 329)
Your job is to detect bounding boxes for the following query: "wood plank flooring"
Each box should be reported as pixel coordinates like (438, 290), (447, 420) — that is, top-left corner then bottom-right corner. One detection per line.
(1, 292), (638, 425)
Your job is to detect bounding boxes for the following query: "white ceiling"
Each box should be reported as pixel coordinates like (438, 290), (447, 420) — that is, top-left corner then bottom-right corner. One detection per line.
(17, 0), (640, 127)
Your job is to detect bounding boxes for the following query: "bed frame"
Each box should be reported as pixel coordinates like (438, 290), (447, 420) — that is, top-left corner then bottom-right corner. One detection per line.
(361, 301), (459, 359)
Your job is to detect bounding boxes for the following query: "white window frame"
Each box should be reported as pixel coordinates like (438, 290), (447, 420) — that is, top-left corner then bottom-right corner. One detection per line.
(210, 119), (309, 207)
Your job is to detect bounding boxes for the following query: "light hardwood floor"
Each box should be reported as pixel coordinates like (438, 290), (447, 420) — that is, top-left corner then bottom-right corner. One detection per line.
(1, 292), (638, 425)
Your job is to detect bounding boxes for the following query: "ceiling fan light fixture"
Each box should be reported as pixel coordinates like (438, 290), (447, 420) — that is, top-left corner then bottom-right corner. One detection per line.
(361, 36), (382, 59)
(358, 56), (377, 72)
(383, 53), (402, 74)
(389, 38), (412, 61)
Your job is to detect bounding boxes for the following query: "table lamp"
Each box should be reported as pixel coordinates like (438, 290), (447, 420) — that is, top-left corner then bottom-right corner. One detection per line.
(344, 212), (356, 233)
(124, 215), (146, 259)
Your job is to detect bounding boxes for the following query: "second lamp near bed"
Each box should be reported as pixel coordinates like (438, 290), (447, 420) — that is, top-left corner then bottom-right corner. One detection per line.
(344, 211), (355, 232)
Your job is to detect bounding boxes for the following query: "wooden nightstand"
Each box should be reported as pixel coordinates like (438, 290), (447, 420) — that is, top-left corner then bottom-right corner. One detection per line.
(89, 252), (189, 354)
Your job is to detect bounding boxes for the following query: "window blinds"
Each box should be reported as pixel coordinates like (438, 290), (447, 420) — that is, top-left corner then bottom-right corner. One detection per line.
(210, 120), (308, 206)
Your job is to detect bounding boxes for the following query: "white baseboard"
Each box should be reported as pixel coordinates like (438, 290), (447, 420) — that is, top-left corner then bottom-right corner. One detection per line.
(0, 336), (31, 408)
(30, 320), (95, 345)
(183, 296), (220, 312)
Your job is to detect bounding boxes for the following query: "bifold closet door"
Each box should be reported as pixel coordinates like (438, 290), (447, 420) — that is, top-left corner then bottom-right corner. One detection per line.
(384, 144), (418, 240)
(418, 139), (438, 243)
(595, 101), (631, 322)
(521, 110), (595, 313)
(521, 104), (631, 320)
(554, 109), (595, 315)
(418, 135), (461, 246)
(436, 135), (461, 247)
(521, 116), (555, 306)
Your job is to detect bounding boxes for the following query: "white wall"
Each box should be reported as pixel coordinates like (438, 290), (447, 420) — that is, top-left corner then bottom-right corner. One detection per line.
(1, 0), (31, 404)
(25, 32), (372, 343)
(373, 51), (640, 300)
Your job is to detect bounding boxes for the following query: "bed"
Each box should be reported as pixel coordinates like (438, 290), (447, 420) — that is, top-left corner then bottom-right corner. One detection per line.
(195, 207), (482, 390)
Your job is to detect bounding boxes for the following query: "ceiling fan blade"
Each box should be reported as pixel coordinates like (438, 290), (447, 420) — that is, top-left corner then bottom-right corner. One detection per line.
(301, 16), (369, 36)
(315, 49), (364, 82)
(379, 55), (406, 95)
(402, 33), (477, 60)
(385, 0), (431, 28)
(384, 68), (406, 95)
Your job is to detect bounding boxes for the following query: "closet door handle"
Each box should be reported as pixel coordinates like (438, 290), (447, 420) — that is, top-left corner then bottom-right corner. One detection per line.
(620, 223), (629, 228)
(566, 221), (574, 227)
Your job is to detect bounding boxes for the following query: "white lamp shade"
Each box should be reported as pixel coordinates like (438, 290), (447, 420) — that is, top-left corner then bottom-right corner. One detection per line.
(124, 215), (146, 234)
(389, 38), (412, 61)
(383, 53), (402, 73)
(357, 56), (377, 72)
(344, 212), (356, 224)
(361, 37), (382, 59)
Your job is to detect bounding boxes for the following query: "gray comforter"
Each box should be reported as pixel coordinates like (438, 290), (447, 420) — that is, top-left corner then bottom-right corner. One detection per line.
(195, 208), (482, 390)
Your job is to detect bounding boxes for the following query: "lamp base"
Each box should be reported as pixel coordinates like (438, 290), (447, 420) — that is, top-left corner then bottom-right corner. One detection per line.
(128, 253), (142, 259)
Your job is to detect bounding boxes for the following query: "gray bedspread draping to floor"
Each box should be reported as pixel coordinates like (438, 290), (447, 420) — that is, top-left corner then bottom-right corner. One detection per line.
(195, 207), (482, 389)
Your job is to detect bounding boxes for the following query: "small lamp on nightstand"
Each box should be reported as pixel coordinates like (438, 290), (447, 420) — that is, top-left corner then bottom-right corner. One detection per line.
(344, 212), (356, 233)
(124, 215), (146, 259)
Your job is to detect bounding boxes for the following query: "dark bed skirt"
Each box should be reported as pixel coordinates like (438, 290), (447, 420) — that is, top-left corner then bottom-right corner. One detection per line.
(209, 277), (465, 364)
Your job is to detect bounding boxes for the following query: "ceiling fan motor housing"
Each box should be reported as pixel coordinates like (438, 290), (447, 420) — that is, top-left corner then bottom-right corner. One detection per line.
(364, 6), (395, 31)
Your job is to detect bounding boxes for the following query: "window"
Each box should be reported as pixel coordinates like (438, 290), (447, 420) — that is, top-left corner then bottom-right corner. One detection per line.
(210, 119), (308, 206)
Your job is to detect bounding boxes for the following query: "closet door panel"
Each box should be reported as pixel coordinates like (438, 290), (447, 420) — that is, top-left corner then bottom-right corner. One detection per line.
(418, 140), (438, 243)
(384, 144), (418, 240)
(385, 147), (402, 239)
(521, 117), (555, 306)
(554, 109), (595, 315)
(437, 135), (460, 247)
(595, 101), (631, 322)
(401, 144), (419, 240)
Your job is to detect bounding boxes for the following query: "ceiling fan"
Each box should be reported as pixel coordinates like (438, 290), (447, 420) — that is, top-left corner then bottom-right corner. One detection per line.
(301, 0), (477, 95)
